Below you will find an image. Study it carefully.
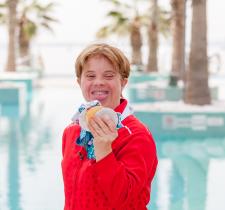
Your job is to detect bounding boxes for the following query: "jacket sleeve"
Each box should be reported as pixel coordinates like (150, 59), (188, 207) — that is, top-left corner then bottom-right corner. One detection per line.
(62, 127), (67, 157)
(91, 131), (158, 207)
(62, 124), (80, 157)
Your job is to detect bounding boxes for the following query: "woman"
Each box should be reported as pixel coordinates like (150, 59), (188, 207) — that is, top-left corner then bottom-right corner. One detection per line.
(61, 43), (158, 210)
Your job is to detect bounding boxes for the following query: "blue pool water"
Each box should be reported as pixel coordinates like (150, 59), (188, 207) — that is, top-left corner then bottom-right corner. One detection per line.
(1, 80), (225, 210)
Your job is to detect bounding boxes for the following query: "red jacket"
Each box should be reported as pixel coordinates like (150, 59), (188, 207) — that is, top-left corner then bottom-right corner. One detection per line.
(61, 100), (158, 210)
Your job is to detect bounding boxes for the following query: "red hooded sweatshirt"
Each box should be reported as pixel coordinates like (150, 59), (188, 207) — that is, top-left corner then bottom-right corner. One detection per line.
(61, 99), (158, 210)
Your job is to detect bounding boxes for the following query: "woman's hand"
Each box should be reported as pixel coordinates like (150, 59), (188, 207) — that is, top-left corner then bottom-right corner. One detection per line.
(88, 114), (118, 161)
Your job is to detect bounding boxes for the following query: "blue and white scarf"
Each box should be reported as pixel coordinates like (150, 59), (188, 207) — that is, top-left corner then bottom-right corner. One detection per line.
(71, 100), (133, 159)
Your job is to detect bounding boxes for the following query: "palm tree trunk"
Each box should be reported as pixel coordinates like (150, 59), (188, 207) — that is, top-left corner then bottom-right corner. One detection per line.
(5, 0), (18, 72)
(130, 17), (143, 66)
(169, 0), (186, 86)
(184, 0), (211, 105)
(147, 0), (158, 72)
(18, 19), (31, 66)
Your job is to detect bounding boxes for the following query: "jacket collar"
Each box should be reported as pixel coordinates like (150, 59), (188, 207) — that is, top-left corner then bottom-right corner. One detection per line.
(115, 98), (133, 121)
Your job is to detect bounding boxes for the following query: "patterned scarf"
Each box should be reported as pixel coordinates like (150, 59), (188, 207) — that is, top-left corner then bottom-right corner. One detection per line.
(71, 100), (133, 159)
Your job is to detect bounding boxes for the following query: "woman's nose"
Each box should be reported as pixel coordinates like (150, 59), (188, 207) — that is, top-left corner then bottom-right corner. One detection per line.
(93, 76), (105, 85)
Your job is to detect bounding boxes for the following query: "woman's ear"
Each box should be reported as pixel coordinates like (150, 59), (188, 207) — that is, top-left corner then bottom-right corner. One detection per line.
(121, 78), (128, 90)
(77, 77), (81, 86)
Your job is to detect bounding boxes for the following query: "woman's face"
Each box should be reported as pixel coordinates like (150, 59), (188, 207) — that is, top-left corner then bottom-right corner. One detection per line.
(77, 55), (128, 109)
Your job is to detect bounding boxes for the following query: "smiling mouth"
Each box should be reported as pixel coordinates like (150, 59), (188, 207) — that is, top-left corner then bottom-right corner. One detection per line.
(91, 90), (109, 100)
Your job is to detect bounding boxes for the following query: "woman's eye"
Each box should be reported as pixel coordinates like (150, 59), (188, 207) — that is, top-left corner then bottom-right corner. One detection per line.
(86, 75), (95, 78)
(104, 74), (114, 79)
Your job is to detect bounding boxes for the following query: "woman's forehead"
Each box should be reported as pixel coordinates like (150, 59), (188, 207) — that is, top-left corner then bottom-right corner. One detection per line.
(84, 56), (115, 68)
(82, 54), (121, 75)
(85, 54), (112, 63)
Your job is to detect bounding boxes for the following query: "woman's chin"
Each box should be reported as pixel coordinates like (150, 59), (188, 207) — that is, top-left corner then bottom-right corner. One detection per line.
(97, 99), (107, 106)
(91, 97), (108, 104)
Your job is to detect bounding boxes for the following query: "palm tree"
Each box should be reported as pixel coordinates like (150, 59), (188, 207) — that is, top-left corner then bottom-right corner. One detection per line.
(96, 0), (144, 66)
(169, 0), (186, 86)
(1, 0), (57, 70)
(17, 0), (57, 65)
(146, 0), (171, 72)
(0, 3), (6, 24)
(5, 0), (18, 72)
(97, 0), (170, 70)
(184, 0), (211, 105)
(146, 0), (158, 72)
(130, 16), (143, 66)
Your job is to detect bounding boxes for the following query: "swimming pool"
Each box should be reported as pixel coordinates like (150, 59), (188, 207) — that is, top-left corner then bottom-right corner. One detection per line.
(0, 79), (225, 210)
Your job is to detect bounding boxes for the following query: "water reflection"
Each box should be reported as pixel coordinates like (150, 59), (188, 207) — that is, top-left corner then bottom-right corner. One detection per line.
(0, 104), (23, 210)
(19, 102), (52, 172)
(1, 86), (225, 210)
(149, 137), (225, 210)
(8, 120), (22, 210)
(0, 94), (53, 210)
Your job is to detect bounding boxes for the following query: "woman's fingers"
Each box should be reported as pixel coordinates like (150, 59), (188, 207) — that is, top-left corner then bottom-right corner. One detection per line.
(89, 116), (115, 133)
(102, 115), (117, 132)
(93, 116), (109, 134)
(88, 115), (118, 142)
(88, 118), (103, 136)
(88, 121), (99, 136)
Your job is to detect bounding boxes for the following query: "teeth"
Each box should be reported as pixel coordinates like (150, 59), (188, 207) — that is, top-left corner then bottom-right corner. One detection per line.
(92, 91), (107, 95)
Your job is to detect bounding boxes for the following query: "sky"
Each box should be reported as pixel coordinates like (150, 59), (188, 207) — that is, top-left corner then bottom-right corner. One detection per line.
(1, 0), (225, 45)
(38, 0), (225, 45)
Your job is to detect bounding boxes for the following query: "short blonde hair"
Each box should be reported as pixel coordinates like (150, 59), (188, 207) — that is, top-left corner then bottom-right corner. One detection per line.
(75, 43), (130, 79)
